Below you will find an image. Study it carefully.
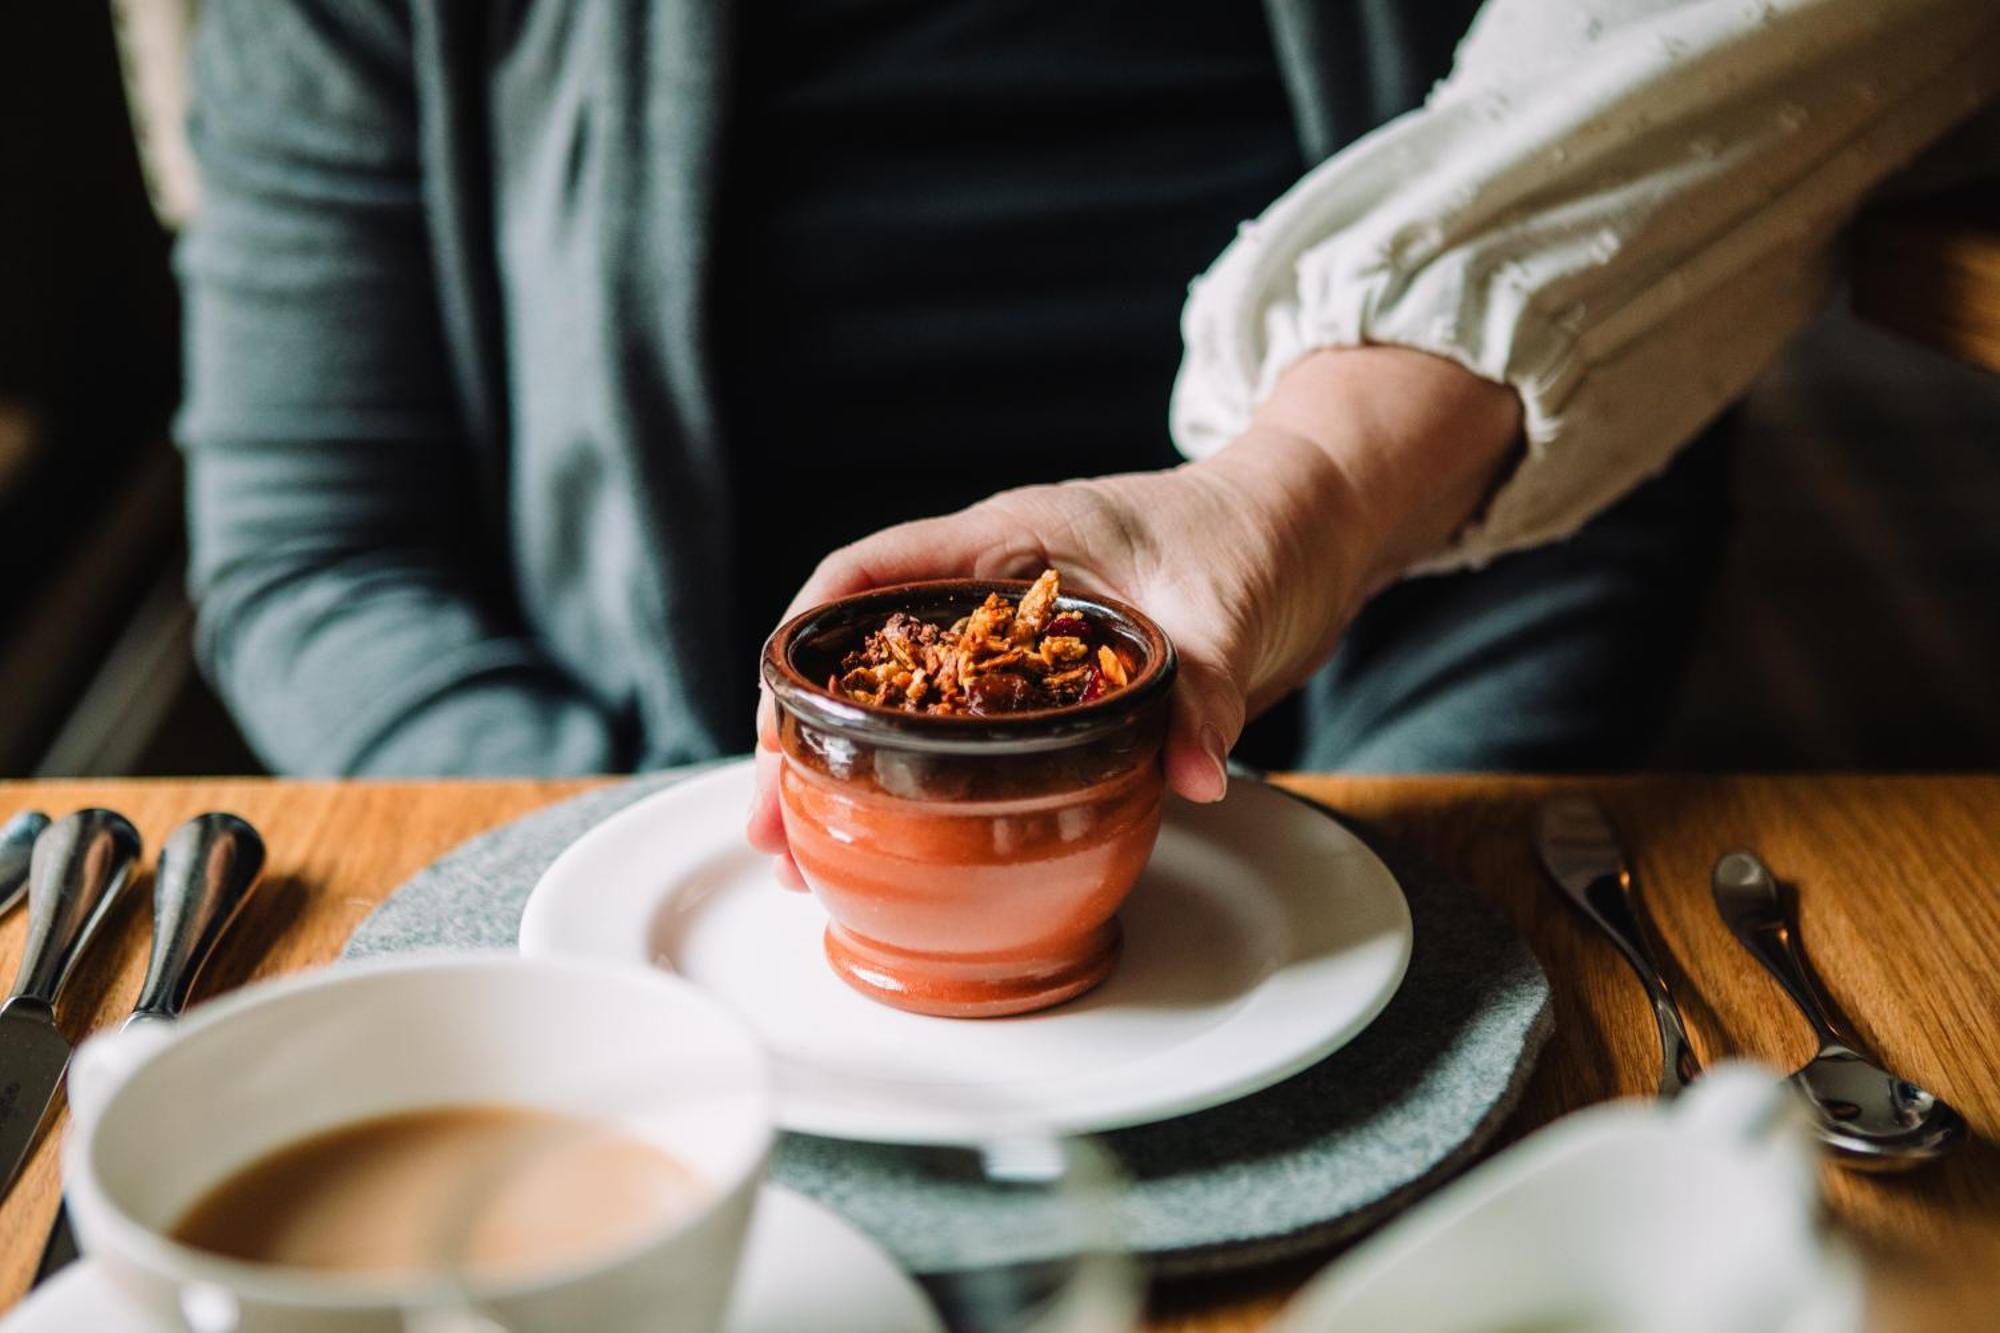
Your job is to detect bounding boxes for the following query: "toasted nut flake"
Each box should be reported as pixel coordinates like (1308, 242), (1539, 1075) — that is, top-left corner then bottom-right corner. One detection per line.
(962, 595), (1012, 647)
(1012, 569), (1060, 643)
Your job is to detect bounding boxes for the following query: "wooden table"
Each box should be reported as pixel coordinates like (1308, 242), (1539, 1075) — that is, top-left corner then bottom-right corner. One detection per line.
(1854, 185), (2000, 374)
(1, 775), (1996, 1329)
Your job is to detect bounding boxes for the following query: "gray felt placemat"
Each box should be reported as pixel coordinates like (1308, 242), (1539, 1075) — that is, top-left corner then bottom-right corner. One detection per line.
(345, 769), (1552, 1277)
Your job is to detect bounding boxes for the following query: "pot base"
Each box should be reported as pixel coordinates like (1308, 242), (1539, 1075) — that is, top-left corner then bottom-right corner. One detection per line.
(823, 920), (1123, 1019)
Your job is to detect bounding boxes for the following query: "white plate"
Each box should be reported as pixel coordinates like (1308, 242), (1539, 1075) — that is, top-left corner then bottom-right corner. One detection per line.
(521, 761), (1412, 1144)
(3, 1186), (941, 1333)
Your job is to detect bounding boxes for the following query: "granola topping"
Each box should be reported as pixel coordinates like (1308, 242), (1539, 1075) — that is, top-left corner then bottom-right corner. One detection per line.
(828, 569), (1139, 715)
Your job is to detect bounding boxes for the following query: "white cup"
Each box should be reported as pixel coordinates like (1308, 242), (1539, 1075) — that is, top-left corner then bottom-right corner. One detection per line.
(62, 953), (773, 1333)
(1275, 1064), (1863, 1333)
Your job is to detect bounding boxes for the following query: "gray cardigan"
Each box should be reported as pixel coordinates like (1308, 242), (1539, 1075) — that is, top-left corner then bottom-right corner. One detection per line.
(179, 0), (1479, 775)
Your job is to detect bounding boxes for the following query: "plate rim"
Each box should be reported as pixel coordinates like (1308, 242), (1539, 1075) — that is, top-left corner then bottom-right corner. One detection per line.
(520, 760), (1412, 1143)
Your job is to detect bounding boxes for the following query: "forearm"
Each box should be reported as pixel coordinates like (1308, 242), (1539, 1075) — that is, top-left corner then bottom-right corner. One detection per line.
(186, 449), (625, 777)
(1151, 347), (1519, 723)
(196, 585), (624, 778)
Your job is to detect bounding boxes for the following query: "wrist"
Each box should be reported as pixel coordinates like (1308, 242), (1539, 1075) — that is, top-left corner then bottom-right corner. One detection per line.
(1183, 425), (1377, 703)
(1242, 345), (1523, 590)
(1193, 426), (1374, 598)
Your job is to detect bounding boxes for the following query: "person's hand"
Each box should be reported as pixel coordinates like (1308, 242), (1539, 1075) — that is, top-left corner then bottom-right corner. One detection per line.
(747, 346), (1522, 889)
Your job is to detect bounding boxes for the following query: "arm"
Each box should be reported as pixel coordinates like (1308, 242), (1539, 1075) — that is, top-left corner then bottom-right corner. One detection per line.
(1174, 0), (2000, 570)
(180, 0), (622, 776)
(746, 0), (2000, 878)
(745, 346), (1520, 887)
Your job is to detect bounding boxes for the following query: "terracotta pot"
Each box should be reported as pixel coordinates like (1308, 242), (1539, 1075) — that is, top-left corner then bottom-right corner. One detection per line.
(761, 580), (1175, 1019)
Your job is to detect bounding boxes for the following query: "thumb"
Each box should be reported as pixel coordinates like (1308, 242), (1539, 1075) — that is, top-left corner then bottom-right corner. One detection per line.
(1164, 649), (1246, 804)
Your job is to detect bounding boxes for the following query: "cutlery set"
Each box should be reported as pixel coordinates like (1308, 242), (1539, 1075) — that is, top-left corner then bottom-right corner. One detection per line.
(0, 807), (266, 1284)
(1535, 795), (1965, 1169)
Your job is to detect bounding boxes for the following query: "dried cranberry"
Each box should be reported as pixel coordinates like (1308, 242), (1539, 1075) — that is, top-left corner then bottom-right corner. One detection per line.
(1078, 667), (1109, 703)
(1043, 615), (1089, 639)
(965, 672), (1048, 715)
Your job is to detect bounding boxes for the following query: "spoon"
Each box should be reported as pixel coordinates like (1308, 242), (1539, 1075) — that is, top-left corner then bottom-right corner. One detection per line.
(1712, 850), (1965, 1170)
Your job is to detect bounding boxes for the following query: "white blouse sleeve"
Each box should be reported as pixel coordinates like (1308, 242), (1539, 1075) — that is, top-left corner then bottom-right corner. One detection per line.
(1171, 0), (2000, 575)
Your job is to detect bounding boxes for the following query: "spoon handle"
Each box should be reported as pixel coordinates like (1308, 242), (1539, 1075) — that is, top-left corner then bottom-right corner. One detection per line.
(6, 811), (143, 1010)
(1711, 850), (1857, 1053)
(0, 811), (50, 916)
(131, 814), (267, 1023)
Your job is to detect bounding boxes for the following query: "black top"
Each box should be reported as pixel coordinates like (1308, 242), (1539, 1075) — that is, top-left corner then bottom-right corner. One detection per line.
(716, 0), (1304, 652)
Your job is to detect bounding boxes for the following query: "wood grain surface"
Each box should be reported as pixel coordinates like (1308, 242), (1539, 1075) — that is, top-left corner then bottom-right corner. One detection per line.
(0, 774), (1996, 1330)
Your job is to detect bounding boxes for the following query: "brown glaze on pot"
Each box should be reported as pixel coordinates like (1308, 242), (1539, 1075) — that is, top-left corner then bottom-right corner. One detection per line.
(762, 580), (1175, 1019)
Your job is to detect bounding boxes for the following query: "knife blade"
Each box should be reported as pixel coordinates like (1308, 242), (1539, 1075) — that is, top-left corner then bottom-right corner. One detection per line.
(0, 1015), (71, 1181)
(1533, 795), (1701, 1096)
(33, 813), (266, 1286)
(0, 810), (142, 1202)
(0, 811), (51, 916)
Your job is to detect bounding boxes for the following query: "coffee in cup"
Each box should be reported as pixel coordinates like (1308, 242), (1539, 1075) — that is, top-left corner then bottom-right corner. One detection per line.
(169, 1103), (708, 1281)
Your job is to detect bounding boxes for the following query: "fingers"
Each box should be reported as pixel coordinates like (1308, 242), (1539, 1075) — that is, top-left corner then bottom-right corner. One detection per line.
(756, 685), (778, 752)
(755, 482), (1125, 886)
(780, 505), (1044, 626)
(747, 743), (810, 892)
(771, 847), (807, 892)
(747, 745), (785, 851)
(784, 515), (962, 621)
(1163, 650), (1246, 805)
(757, 510), (1023, 897)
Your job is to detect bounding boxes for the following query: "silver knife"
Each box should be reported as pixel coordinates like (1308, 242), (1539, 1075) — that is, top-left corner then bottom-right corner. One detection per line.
(0, 810), (143, 1202)
(33, 813), (267, 1284)
(1533, 795), (1701, 1097)
(0, 811), (51, 916)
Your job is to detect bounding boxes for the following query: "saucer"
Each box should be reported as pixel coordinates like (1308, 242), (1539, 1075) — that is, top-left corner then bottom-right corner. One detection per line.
(520, 761), (1413, 1144)
(2, 1185), (941, 1333)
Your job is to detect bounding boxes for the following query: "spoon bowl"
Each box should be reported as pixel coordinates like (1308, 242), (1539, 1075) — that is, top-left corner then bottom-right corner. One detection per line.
(1790, 1043), (1965, 1171)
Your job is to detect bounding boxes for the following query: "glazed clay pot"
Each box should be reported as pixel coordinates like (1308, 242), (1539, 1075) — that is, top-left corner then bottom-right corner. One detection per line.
(762, 580), (1175, 1019)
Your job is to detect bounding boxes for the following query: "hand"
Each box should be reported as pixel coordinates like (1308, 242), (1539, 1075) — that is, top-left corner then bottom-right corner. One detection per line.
(747, 346), (1522, 889)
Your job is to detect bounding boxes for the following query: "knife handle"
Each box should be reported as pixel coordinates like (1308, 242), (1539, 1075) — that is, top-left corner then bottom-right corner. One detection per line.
(1576, 869), (1703, 1096)
(131, 814), (266, 1023)
(0, 811), (50, 915)
(7, 810), (143, 1010)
